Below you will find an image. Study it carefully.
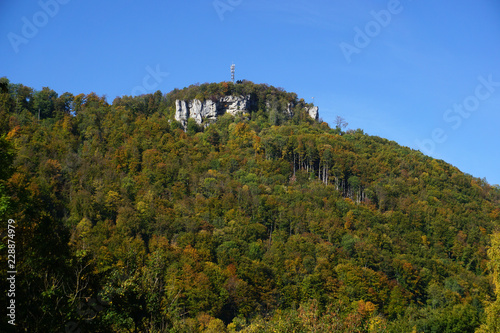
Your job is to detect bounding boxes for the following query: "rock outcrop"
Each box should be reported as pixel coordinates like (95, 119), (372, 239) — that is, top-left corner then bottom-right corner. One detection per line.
(175, 95), (319, 127)
(175, 95), (252, 127)
(307, 106), (319, 121)
(220, 95), (253, 116)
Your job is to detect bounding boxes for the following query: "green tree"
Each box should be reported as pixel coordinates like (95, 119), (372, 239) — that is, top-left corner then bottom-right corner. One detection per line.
(477, 232), (500, 333)
(33, 87), (58, 119)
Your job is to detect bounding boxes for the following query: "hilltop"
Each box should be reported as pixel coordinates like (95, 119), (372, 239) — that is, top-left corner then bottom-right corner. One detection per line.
(169, 81), (319, 128)
(0, 78), (499, 332)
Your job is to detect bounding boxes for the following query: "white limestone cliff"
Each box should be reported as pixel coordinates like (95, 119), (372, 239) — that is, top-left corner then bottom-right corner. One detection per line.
(175, 95), (252, 127)
(175, 95), (319, 127)
(307, 106), (319, 121)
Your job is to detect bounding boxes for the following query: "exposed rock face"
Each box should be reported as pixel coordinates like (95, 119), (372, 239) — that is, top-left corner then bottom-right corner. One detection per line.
(175, 95), (252, 127)
(188, 99), (218, 124)
(286, 103), (294, 117)
(175, 100), (189, 123)
(266, 101), (295, 117)
(174, 99), (219, 127)
(175, 95), (319, 127)
(220, 95), (252, 116)
(307, 106), (319, 121)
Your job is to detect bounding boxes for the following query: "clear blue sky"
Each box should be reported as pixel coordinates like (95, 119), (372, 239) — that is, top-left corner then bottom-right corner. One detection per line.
(1, 0), (499, 185)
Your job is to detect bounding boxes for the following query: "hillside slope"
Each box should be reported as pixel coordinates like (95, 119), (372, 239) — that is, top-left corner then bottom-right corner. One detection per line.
(0, 79), (499, 332)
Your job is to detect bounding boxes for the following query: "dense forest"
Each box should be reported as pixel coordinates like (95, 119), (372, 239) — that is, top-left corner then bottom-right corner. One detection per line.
(0, 78), (499, 332)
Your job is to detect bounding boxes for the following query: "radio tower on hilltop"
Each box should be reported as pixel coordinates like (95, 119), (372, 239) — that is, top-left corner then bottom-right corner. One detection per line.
(231, 63), (235, 83)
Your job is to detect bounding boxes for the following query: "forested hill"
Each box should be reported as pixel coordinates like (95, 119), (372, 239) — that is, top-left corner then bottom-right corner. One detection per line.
(1, 78), (500, 332)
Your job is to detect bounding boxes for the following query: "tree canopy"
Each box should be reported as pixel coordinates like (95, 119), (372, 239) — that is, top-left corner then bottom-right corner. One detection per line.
(0, 78), (499, 332)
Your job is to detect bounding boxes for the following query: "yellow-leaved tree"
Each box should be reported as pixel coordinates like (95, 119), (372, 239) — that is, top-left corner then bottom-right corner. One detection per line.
(477, 232), (500, 333)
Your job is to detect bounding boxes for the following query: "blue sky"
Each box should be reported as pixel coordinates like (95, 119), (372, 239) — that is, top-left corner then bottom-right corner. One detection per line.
(1, 0), (500, 185)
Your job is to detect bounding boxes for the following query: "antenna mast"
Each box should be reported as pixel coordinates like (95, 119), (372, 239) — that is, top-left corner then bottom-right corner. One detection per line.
(231, 63), (235, 83)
